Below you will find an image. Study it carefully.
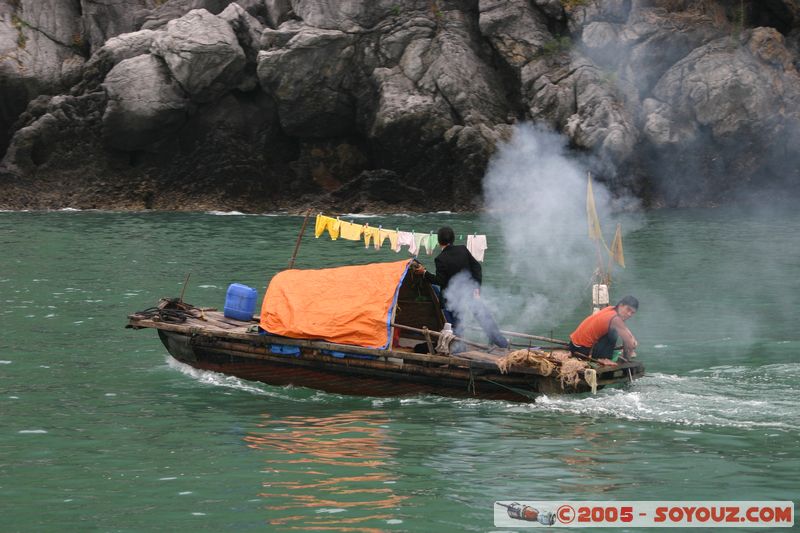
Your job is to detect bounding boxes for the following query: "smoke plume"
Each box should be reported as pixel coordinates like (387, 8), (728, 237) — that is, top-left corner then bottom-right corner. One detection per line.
(472, 123), (639, 333)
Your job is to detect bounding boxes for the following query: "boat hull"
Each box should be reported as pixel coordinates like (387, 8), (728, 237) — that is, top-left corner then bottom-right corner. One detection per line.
(157, 329), (641, 402)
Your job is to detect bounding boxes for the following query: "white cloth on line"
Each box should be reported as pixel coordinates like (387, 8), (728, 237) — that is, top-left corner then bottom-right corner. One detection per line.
(466, 234), (488, 262)
(396, 231), (415, 253)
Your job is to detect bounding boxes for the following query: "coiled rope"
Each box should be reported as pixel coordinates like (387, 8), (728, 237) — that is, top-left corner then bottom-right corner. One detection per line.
(134, 298), (204, 324)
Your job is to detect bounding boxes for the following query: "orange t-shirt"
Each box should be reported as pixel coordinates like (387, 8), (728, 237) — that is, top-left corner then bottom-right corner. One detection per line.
(570, 306), (617, 347)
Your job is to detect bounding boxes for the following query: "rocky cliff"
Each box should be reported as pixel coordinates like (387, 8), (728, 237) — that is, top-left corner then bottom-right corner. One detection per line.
(1, 0), (798, 211)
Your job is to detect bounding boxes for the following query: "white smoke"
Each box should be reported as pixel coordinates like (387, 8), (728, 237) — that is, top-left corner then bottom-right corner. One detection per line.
(478, 123), (639, 333)
(442, 271), (479, 331)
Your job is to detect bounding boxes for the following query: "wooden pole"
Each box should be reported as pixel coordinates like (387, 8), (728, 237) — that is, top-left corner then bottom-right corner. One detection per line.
(391, 322), (492, 351)
(179, 273), (191, 303)
(466, 325), (569, 347)
(288, 210), (312, 269)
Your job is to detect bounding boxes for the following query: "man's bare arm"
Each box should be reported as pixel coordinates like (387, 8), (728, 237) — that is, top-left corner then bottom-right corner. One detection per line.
(611, 316), (638, 357)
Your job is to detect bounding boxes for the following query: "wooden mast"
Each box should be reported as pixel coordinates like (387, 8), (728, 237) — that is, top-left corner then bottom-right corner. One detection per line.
(288, 210), (312, 269)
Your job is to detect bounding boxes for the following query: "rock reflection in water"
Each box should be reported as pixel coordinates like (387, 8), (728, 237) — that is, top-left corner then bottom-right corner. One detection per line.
(244, 409), (406, 531)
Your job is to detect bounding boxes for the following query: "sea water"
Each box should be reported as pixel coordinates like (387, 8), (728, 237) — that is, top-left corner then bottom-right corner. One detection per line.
(0, 208), (797, 531)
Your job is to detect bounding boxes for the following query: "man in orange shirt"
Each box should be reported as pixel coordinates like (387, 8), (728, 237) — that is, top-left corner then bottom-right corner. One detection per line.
(568, 296), (639, 362)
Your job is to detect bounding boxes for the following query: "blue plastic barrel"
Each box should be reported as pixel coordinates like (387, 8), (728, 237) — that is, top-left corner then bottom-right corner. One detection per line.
(224, 283), (258, 321)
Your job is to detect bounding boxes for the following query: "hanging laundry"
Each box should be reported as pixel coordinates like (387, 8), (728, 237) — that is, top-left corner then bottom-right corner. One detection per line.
(395, 231), (415, 253)
(467, 234), (488, 262)
(422, 234), (438, 255)
(377, 229), (398, 250)
(339, 221), (364, 241)
(314, 214), (340, 240)
(363, 226), (381, 248)
(411, 233), (427, 256)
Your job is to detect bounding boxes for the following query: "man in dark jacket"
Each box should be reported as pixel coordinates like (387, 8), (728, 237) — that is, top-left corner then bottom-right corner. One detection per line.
(413, 226), (508, 348)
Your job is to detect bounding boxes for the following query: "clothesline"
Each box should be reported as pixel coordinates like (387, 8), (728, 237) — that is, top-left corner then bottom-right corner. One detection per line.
(313, 214), (489, 261)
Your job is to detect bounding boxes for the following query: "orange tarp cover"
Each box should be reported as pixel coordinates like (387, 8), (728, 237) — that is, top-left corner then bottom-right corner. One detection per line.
(260, 260), (412, 348)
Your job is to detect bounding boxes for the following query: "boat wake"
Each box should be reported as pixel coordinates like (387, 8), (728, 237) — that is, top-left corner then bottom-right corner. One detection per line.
(165, 353), (798, 432)
(533, 363), (800, 431)
(165, 357), (339, 402)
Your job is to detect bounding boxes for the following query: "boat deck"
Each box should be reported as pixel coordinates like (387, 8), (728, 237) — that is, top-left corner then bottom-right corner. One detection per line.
(127, 306), (643, 385)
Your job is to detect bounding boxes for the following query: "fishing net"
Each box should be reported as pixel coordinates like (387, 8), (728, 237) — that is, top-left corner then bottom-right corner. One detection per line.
(496, 349), (555, 376)
(548, 350), (588, 389)
(558, 359), (588, 389)
(496, 349), (590, 390)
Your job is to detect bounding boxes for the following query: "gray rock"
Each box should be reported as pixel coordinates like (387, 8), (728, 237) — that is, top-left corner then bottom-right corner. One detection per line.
(141, 0), (230, 30)
(568, 0), (631, 33)
(479, 0), (553, 69)
(219, 2), (264, 63)
(291, 0), (428, 32)
(101, 54), (190, 150)
(369, 66), (453, 144)
(257, 26), (356, 137)
(264, 0), (293, 28)
(2, 91), (107, 174)
(79, 0), (152, 52)
(646, 28), (800, 144)
(418, 17), (510, 126)
(0, 0), (86, 157)
(532, 0), (564, 20)
(78, 29), (157, 90)
(330, 169), (423, 206)
(639, 27), (800, 202)
(260, 19), (304, 49)
(2, 111), (60, 175)
(614, 7), (725, 95)
(1, 0), (85, 88)
(4, 0), (800, 210)
(151, 9), (246, 103)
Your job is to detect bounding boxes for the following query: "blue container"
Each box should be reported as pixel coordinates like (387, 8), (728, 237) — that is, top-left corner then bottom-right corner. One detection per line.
(224, 283), (258, 321)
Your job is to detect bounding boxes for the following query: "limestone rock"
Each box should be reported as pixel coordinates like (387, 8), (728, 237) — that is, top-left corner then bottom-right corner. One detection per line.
(141, 0), (230, 30)
(78, 30), (157, 91)
(479, 0), (552, 69)
(219, 2), (264, 63)
(264, 0), (293, 28)
(257, 26), (356, 137)
(329, 169), (425, 210)
(532, 0), (564, 20)
(79, 0), (152, 52)
(101, 54), (190, 150)
(646, 28), (800, 144)
(3, 0), (800, 210)
(290, 0), (427, 32)
(369, 66), (453, 146)
(151, 9), (246, 103)
(0, 0), (86, 156)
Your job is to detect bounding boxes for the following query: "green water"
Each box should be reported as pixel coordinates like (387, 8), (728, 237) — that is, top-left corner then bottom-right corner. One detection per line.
(1, 208), (797, 531)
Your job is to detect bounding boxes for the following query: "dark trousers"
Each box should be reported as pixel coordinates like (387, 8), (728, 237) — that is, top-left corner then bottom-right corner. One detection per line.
(569, 328), (618, 359)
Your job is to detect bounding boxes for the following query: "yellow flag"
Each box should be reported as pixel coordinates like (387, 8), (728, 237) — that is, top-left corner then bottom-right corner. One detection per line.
(610, 223), (625, 268)
(586, 174), (603, 241)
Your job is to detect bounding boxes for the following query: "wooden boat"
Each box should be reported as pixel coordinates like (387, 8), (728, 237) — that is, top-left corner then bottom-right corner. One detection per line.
(126, 260), (644, 402)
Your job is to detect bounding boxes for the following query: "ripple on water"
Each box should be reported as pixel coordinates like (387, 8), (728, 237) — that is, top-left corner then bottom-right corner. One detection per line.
(533, 365), (800, 431)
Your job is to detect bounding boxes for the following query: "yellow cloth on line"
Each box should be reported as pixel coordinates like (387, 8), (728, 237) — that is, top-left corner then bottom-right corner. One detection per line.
(339, 221), (364, 241)
(363, 226), (381, 248)
(314, 215), (340, 240)
(377, 229), (398, 250)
